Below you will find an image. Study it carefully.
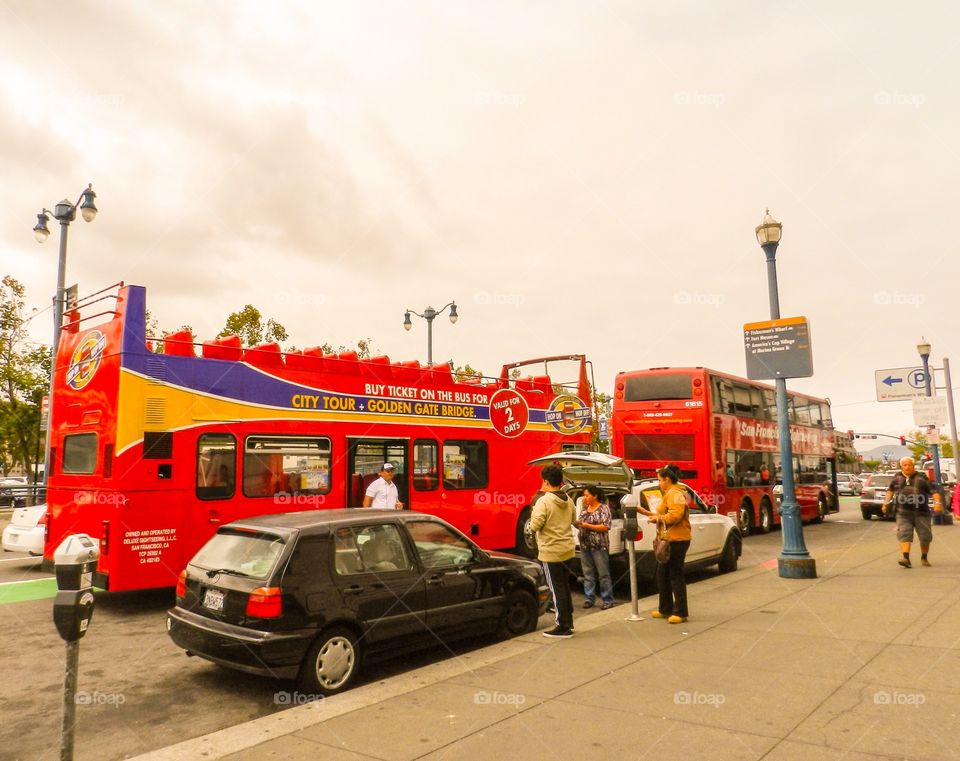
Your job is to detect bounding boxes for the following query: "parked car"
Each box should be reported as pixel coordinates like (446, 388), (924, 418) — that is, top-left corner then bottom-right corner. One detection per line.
(860, 473), (895, 520)
(836, 473), (862, 496)
(1, 503), (47, 555)
(0, 476), (28, 507)
(167, 509), (548, 695)
(527, 452), (742, 586)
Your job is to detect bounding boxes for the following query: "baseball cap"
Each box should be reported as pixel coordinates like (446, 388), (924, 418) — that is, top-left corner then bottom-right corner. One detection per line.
(382, 462), (396, 471)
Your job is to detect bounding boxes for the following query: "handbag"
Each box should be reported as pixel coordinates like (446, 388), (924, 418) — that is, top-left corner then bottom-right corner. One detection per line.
(653, 523), (671, 564)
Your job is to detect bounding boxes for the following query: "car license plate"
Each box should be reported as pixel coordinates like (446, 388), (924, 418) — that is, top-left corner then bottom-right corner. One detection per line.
(7, 533), (17, 544)
(203, 588), (225, 611)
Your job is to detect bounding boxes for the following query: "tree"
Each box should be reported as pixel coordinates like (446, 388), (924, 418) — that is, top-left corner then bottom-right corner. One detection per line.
(219, 305), (288, 347)
(908, 430), (954, 461)
(0, 276), (50, 477)
(591, 389), (612, 453)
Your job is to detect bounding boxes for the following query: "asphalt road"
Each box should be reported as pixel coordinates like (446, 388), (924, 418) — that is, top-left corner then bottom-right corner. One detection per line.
(0, 498), (866, 761)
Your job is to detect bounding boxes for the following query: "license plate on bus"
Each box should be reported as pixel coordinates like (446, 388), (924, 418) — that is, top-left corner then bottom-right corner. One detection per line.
(203, 589), (225, 612)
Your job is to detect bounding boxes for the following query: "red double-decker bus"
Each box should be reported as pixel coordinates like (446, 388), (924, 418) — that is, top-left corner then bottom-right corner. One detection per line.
(611, 367), (837, 535)
(44, 283), (593, 590)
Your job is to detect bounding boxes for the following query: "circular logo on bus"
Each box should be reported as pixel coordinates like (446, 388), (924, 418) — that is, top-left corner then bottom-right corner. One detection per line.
(489, 389), (529, 438)
(546, 394), (591, 435)
(66, 330), (107, 390)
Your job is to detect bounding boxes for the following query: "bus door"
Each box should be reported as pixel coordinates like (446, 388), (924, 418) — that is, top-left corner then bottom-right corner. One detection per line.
(347, 438), (409, 508)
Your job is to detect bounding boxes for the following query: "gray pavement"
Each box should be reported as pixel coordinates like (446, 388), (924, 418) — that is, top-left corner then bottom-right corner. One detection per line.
(130, 518), (960, 761)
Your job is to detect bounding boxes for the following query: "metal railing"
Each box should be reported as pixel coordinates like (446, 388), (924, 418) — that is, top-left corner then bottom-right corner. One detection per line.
(0, 484), (47, 508)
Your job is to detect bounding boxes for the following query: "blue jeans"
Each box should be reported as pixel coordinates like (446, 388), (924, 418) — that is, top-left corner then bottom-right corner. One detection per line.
(580, 548), (613, 604)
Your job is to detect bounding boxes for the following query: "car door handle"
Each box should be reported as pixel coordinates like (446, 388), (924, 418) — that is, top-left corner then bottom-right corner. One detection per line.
(343, 585), (364, 595)
(427, 575), (445, 586)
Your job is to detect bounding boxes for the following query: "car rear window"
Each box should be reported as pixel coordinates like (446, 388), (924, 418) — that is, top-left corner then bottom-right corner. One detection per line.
(868, 475), (893, 488)
(191, 530), (287, 579)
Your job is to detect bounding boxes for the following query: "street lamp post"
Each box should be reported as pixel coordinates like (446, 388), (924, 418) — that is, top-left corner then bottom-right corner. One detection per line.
(33, 184), (98, 485)
(403, 302), (458, 366)
(755, 210), (816, 579)
(916, 338), (943, 487)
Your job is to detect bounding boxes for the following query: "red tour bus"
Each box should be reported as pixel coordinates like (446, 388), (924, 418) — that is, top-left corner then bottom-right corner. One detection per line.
(611, 367), (837, 536)
(44, 283), (594, 591)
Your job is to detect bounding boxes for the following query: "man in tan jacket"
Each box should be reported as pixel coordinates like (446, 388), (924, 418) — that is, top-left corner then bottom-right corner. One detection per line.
(530, 464), (576, 638)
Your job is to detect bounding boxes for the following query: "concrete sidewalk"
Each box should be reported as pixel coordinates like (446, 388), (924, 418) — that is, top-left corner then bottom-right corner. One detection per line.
(134, 524), (960, 761)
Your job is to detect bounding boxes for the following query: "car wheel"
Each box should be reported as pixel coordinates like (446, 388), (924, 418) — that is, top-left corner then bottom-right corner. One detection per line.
(515, 508), (537, 559)
(861, 508), (872, 521)
(717, 537), (738, 574)
(738, 502), (753, 537)
(757, 500), (773, 534)
(497, 588), (539, 638)
(298, 627), (361, 696)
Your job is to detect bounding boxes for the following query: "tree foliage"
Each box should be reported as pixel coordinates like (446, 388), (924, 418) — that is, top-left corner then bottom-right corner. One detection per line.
(219, 305), (288, 347)
(0, 276), (50, 476)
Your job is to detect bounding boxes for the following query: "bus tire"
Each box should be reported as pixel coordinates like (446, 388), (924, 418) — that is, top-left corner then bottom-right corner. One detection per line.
(298, 626), (361, 696)
(738, 501), (753, 537)
(812, 494), (827, 523)
(515, 508), (537, 559)
(497, 588), (539, 638)
(718, 537), (738, 574)
(757, 499), (773, 534)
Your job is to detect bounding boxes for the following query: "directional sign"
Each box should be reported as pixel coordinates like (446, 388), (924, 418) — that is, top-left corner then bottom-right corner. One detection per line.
(912, 396), (947, 427)
(743, 316), (813, 380)
(875, 366), (928, 402)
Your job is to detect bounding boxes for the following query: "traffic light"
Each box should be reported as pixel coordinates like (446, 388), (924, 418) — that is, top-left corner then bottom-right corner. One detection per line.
(899, 436), (906, 446)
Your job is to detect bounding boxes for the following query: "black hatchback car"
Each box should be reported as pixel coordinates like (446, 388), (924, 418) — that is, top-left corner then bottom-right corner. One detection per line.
(167, 509), (548, 695)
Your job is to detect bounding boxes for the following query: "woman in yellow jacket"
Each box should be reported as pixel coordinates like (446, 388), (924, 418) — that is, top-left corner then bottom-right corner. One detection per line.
(639, 464), (692, 624)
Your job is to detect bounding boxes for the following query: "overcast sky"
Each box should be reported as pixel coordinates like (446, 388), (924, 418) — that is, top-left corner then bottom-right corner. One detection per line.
(1, 1), (957, 448)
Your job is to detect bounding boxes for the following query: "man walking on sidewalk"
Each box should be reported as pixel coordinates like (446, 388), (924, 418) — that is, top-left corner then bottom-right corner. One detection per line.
(530, 464), (576, 638)
(883, 457), (942, 568)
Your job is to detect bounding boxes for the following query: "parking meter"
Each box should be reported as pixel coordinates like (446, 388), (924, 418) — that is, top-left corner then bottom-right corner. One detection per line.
(53, 534), (99, 641)
(620, 494), (643, 622)
(53, 533), (100, 761)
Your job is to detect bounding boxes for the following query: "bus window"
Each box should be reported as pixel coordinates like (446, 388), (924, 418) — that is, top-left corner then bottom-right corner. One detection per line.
(442, 440), (488, 490)
(624, 374), (692, 402)
(413, 439), (438, 491)
(243, 436), (332, 498)
(197, 433), (236, 500)
(63, 433), (98, 474)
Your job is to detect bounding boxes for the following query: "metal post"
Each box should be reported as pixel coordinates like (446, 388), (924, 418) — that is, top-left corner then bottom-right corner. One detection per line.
(920, 353), (943, 486)
(943, 358), (960, 487)
(761, 243), (816, 579)
(60, 639), (79, 761)
(43, 220), (70, 487)
(624, 540), (643, 622)
(426, 313), (433, 366)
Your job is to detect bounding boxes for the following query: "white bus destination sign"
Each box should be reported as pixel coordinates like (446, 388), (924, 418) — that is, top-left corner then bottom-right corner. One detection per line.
(743, 316), (814, 380)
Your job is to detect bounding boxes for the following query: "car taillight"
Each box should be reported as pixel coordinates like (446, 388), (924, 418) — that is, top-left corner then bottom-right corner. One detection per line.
(246, 587), (283, 618)
(634, 529), (643, 542)
(176, 570), (187, 598)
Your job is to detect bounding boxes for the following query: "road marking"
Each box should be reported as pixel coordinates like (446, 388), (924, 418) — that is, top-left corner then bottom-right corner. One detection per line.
(0, 578), (58, 604)
(0, 555), (42, 563)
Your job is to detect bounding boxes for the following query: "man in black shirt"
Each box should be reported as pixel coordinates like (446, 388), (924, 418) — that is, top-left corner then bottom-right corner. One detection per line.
(883, 457), (942, 568)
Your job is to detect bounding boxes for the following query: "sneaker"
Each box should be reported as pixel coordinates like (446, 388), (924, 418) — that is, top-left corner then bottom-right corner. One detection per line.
(650, 611), (666, 619)
(668, 615), (687, 624)
(898, 557), (912, 569)
(922, 558), (931, 567)
(542, 626), (574, 638)
(582, 599), (595, 609)
(601, 601), (616, 610)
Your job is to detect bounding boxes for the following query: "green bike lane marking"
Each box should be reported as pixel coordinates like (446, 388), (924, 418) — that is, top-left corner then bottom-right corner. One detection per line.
(0, 578), (58, 604)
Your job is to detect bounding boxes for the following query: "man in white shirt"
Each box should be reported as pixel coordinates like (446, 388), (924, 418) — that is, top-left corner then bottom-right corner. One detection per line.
(362, 463), (404, 509)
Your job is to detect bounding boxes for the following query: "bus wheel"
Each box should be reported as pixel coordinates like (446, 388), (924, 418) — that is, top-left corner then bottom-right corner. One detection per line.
(515, 508), (537, 558)
(738, 502), (753, 537)
(757, 500), (773, 534)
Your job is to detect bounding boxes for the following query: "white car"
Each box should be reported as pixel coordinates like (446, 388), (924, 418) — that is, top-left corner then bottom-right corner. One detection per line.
(527, 452), (742, 585)
(2, 503), (47, 556)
